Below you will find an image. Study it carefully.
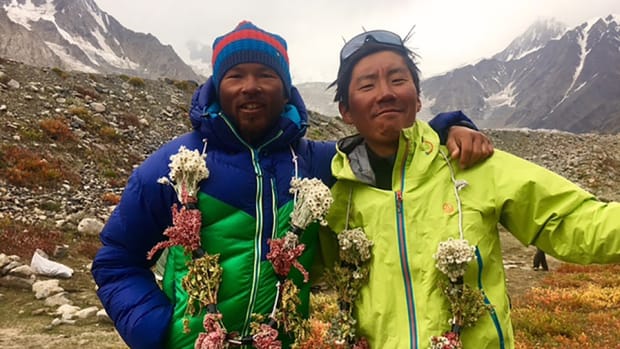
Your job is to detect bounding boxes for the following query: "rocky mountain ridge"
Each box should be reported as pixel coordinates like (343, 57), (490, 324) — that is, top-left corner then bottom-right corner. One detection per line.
(0, 0), (202, 81)
(421, 14), (620, 133)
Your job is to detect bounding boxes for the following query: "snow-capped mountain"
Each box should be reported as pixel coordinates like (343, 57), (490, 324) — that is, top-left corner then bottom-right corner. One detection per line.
(421, 15), (620, 133)
(493, 18), (568, 62)
(0, 0), (201, 81)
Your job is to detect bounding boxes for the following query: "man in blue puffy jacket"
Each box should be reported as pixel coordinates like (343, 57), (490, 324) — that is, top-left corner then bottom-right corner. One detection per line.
(91, 21), (493, 349)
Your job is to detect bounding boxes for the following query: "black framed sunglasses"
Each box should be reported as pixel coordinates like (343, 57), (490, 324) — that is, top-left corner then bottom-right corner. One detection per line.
(340, 30), (404, 62)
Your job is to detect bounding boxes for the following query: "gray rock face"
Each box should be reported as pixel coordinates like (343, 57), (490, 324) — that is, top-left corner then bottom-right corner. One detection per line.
(0, 11), (64, 68)
(0, 0), (203, 81)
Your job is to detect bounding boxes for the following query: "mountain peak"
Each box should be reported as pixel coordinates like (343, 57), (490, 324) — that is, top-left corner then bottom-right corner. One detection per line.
(493, 17), (567, 62)
(0, 0), (202, 81)
(421, 14), (620, 134)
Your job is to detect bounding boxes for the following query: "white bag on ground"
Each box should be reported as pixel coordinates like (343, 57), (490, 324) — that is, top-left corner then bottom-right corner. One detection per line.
(30, 249), (73, 278)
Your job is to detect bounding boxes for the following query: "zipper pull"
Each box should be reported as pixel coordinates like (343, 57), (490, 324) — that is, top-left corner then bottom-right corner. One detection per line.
(396, 191), (403, 202)
(395, 191), (404, 215)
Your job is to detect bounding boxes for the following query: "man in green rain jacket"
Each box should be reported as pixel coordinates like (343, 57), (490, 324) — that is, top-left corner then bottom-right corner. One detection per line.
(326, 29), (620, 349)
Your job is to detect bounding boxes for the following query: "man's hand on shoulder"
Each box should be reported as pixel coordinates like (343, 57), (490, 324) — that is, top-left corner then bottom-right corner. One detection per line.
(446, 126), (494, 169)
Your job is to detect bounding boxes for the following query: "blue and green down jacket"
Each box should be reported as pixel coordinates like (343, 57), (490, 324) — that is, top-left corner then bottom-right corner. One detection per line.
(91, 77), (474, 348)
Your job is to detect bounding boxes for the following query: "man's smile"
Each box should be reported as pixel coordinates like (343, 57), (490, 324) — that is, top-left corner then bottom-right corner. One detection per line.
(239, 102), (264, 111)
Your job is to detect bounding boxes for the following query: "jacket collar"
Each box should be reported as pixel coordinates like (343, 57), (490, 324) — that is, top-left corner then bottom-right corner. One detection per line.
(333, 121), (441, 183)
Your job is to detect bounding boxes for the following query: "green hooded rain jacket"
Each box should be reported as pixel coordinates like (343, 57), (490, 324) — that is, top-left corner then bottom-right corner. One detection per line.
(326, 120), (620, 349)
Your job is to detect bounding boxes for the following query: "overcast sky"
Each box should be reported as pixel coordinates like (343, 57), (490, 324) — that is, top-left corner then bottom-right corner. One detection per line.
(94, 0), (620, 83)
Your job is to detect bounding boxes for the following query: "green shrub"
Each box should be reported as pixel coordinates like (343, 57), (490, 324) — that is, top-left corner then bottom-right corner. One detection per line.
(0, 73), (10, 84)
(99, 126), (119, 141)
(19, 127), (45, 141)
(51, 67), (70, 79)
(68, 106), (90, 118)
(127, 76), (145, 88)
(173, 79), (198, 93)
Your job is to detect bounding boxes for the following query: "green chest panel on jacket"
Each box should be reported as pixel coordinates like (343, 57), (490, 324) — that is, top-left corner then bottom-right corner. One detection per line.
(162, 192), (320, 348)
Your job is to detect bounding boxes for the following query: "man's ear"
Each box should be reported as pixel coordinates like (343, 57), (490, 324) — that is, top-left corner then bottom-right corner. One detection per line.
(416, 97), (422, 112)
(339, 102), (353, 124)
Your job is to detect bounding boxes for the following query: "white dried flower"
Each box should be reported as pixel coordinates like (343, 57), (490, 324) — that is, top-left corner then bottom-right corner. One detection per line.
(433, 238), (475, 282)
(160, 146), (209, 204)
(338, 227), (373, 264)
(289, 177), (333, 229)
(283, 231), (300, 250)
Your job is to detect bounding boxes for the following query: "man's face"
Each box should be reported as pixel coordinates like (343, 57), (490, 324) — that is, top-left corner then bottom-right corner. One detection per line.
(340, 51), (421, 157)
(219, 63), (288, 144)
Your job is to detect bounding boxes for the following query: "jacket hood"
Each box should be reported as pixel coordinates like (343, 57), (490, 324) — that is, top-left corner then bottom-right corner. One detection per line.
(188, 77), (309, 152)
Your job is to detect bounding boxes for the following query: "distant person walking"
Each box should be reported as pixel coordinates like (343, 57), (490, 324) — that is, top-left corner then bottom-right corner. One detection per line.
(533, 248), (549, 271)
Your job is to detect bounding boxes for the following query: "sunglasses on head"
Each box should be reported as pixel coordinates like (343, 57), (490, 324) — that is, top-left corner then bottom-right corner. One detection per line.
(340, 30), (404, 62)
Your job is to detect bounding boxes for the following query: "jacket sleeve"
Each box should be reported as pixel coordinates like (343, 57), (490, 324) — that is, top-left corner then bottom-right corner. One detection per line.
(489, 151), (620, 264)
(92, 164), (175, 349)
(428, 110), (478, 145)
(303, 139), (338, 187)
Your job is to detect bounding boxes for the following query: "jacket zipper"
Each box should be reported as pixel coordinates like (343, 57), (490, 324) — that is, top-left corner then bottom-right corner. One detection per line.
(220, 114), (283, 336)
(394, 140), (418, 349)
(475, 247), (505, 348)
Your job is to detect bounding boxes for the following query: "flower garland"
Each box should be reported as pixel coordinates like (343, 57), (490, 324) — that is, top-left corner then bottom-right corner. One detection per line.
(321, 228), (373, 348)
(147, 145), (209, 259)
(267, 177), (333, 284)
(290, 180), (373, 348)
(146, 145), (338, 348)
(280, 226), (372, 349)
(430, 151), (492, 349)
(430, 238), (489, 349)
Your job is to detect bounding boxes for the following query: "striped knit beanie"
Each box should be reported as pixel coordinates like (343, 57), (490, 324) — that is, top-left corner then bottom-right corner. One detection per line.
(211, 21), (292, 97)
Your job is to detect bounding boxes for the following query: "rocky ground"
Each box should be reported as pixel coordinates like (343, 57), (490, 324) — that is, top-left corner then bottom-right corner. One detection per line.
(0, 57), (619, 348)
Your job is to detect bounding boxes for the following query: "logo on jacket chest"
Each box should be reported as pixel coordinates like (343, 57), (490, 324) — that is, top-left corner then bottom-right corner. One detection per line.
(442, 202), (455, 215)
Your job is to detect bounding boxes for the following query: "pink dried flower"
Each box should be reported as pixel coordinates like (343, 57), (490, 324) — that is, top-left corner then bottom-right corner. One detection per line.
(147, 204), (202, 259)
(430, 331), (462, 349)
(352, 337), (370, 349)
(194, 313), (227, 349)
(267, 232), (308, 282)
(253, 324), (282, 349)
(203, 313), (225, 332)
